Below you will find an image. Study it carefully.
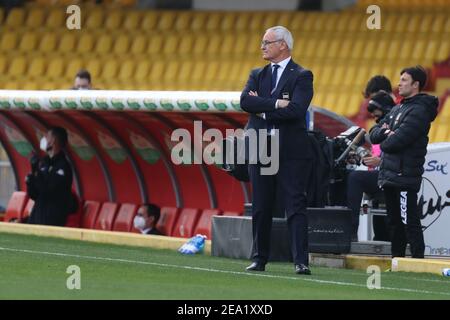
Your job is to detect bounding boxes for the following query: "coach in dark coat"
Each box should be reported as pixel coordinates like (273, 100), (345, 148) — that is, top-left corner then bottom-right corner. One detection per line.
(240, 26), (313, 275)
(27, 127), (73, 227)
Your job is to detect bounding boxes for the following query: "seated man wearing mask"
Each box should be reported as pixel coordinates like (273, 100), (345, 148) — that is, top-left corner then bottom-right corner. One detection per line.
(133, 203), (164, 236)
(346, 91), (395, 241)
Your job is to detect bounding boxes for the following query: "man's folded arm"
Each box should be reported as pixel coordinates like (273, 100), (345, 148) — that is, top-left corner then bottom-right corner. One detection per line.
(240, 70), (277, 114)
(265, 71), (313, 122)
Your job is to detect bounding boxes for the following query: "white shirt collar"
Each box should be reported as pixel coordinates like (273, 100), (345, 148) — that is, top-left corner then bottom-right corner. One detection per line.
(141, 228), (152, 234)
(271, 56), (291, 70)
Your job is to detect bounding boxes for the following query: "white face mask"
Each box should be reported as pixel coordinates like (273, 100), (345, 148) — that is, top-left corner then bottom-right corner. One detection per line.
(133, 216), (146, 230)
(40, 137), (48, 152)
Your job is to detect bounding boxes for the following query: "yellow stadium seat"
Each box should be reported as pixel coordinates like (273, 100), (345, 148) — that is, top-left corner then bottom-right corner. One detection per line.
(158, 11), (176, 31)
(323, 93), (338, 111)
(105, 11), (123, 30)
(123, 11), (141, 31)
(117, 59), (135, 82)
(441, 98), (450, 118)
(94, 35), (113, 55)
(18, 32), (38, 52)
(178, 34), (194, 55)
(162, 34), (179, 55)
(134, 60), (150, 83)
(26, 8), (45, 28)
(85, 59), (101, 79)
(174, 11), (191, 31)
(330, 65), (346, 87)
(130, 35), (147, 55)
(38, 33), (57, 54)
(163, 61), (179, 83)
(335, 93), (349, 115)
(45, 9), (65, 28)
(205, 12), (222, 31)
(431, 15), (445, 33)
(85, 10), (104, 29)
(65, 58), (83, 80)
(5, 8), (25, 28)
(248, 12), (264, 31)
(436, 42), (450, 61)
(47, 58), (65, 80)
(327, 39), (340, 59)
(412, 40), (426, 61)
(113, 34), (130, 55)
(234, 34), (249, 55)
(27, 57), (47, 78)
(315, 39), (328, 59)
(177, 61), (193, 82)
(0, 33), (18, 52)
(190, 11), (207, 31)
(203, 61), (220, 82)
(100, 59), (118, 79)
(76, 33), (94, 55)
(140, 11), (158, 30)
(146, 34), (163, 55)
(443, 16), (450, 33)
(303, 38), (318, 59)
(220, 13), (235, 31)
(58, 33), (76, 54)
(0, 55), (5, 74)
(220, 34), (234, 55)
(398, 41), (414, 61)
(235, 12), (250, 31)
(191, 34), (209, 56)
(418, 15), (433, 33)
(147, 60), (165, 82)
(338, 39), (354, 60)
(276, 12), (293, 29)
(205, 36), (221, 55)
(8, 56), (27, 78)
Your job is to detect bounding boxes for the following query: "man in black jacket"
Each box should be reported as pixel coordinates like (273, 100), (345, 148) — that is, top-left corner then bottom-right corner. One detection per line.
(26, 127), (73, 226)
(369, 66), (438, 258)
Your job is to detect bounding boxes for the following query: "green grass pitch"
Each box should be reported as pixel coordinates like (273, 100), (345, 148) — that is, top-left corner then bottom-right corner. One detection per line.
(0, 232), (449, 300)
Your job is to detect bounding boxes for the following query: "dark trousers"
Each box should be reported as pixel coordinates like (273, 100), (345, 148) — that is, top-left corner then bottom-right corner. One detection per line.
(383, 186), (425, 258)
(346, 170), (389, 241)
(249, 159), (311, 266)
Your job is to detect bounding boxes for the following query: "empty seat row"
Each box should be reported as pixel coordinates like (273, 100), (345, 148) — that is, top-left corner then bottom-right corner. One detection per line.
(2, 191), (243, 240)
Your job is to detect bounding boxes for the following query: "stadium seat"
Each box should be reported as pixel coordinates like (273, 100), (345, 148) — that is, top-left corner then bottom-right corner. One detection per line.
(4, 191), (28, 222)
(193, 209), (222, 239)
(4, 8), (25, 28)
(18, 32), (38, 53)
(94, 202), (119, 230)
(0, 33), (18, 53)
(123, 11), (141, 30)
(38, 33), (58, 54)
(112, 203), (138, 232)
(76, 33), (95, 55)
(172, 208), (201, 238)
(45, 8), (65, 28)
(26, 7), (45, 28)
(81, 200), (101, 229)
(155, 207), (180, 237)
(8, 57), (27, 79)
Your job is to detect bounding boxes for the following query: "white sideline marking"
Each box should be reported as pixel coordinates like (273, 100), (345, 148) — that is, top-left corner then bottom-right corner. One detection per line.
(1, 246), (449, 297)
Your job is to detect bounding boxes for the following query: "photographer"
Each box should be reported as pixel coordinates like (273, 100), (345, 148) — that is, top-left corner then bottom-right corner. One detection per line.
(347, 91), (395, 241)
(26, 127), (73, 226)
(369, 66), (438, 258)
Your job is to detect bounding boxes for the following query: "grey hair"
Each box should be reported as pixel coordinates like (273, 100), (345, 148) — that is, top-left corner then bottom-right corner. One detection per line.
(266, 26), (293, 50)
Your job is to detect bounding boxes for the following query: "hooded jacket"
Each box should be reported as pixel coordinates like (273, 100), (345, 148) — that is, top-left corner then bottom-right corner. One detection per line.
(369, 93), (438, 192)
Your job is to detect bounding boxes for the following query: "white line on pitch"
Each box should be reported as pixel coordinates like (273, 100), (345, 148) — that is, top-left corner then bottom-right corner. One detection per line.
(0, 246), (449, 297)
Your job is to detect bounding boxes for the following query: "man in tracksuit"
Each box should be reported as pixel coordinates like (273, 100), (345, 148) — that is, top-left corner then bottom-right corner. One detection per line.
(369, 66), (438, 258)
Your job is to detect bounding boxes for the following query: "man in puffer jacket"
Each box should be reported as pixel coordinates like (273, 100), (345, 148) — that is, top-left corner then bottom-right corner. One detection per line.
(369, 66), (438, 258)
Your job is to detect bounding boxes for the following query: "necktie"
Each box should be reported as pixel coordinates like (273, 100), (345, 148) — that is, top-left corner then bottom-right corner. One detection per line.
(268, 64), (280, 133)
(270, 64), (280, 95)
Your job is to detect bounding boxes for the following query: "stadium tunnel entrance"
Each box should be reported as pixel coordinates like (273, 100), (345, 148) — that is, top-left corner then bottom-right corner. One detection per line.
(0, 90), (353, 213)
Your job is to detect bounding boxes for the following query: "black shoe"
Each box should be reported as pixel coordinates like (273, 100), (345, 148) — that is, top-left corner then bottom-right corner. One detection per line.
(295, 264), (311, 275)
(246, 262), (265, 272)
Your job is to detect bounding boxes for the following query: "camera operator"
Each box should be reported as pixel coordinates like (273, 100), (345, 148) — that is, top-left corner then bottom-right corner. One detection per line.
(347, 91), (395, 242)
(26, 127), (73, 226)
(369, 66), (438, 258)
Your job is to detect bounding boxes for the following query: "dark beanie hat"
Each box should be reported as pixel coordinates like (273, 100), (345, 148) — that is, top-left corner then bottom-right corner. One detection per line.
(367, 91), (396, 114)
